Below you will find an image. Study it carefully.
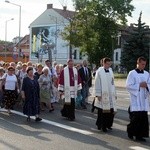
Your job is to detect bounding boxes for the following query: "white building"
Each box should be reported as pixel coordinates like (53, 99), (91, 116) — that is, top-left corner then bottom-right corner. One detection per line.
(29, 4), (83, 64)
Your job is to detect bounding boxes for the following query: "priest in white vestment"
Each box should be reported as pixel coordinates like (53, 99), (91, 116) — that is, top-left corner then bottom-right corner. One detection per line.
(58, 59), (82, 121)
(126, 56), (150, 142)
(93, 57), (117, 132)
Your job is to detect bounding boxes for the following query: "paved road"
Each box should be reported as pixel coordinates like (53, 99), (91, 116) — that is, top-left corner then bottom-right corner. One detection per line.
(0, 87), (150, 150)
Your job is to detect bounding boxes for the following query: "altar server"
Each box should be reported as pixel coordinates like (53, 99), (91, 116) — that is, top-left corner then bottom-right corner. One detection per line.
(93, 57), (117, 132)
(126, 56), (150, 142)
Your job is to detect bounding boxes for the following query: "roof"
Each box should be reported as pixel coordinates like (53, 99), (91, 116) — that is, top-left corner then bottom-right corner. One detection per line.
(0, 45), (4, 50)
(29, 4), (75, 27)
(19, 35), (29, 46)
(0, 44), (13, 51)
(53, 8), (75, 20)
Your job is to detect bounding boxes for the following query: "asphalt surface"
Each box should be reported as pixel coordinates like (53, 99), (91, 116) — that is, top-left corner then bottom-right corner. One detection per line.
(0, 79), (150, 150)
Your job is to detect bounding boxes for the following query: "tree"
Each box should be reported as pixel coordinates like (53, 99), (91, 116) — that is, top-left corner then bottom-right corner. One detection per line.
(121, 12), (150, 72)
(62, 0), (134, 66)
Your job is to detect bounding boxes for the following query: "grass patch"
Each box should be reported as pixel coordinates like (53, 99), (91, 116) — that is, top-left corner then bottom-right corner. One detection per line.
(114, 73), (127, 79)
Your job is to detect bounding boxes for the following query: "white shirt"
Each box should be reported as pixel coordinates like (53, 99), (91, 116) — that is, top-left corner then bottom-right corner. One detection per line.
(3, 74), (17, 90)
(84, 67), (88, 75)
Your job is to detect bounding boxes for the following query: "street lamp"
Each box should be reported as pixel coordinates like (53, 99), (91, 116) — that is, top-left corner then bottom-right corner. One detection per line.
(68, 18), (73, 59)
(5, 18), (14, 62)
(5, 0), (21, 61)
(149, 42), (150, 72)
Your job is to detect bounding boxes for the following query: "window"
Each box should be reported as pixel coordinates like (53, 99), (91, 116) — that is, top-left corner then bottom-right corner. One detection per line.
(115, 52), (118, 61)
(79, 51), (82, 59)
(74, 50), (77, 59)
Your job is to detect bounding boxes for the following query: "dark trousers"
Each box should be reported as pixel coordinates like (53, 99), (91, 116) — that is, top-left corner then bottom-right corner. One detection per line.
(96, 108), (114, 130)
(127, 111), (149, 138)
(81, 84), (89, 105)
(61, 98), (75, 120)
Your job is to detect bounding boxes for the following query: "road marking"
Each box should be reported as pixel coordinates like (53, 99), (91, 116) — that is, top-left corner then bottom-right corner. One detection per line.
(117, 106), (128, 111)
(0, 109), (93, 135)
(129, 146), (149, 150)
(83, 115), (96, 120)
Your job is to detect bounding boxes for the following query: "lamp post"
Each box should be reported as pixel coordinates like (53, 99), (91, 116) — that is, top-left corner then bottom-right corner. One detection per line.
(5, 18), (14, 62)
(68, 18), (73, 59)
(5, 0), (21, 61)
(149, 42), (150, 72)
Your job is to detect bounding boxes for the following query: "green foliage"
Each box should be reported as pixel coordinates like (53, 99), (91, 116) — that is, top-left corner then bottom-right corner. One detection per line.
(114, 73), (127, 79)
(62, 0), (134, 66)
(121, 12), (150, 72)
(0, 40), (6, 44)
(0, 40), (12, 45)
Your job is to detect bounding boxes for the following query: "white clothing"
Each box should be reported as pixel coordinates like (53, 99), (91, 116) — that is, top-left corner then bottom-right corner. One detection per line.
(3, 74), (17, 90)
(58, 66), (82, 103)
(64, 66), (78, 103)
(126, 70), (150, 112)
(93, 67), (117, 111)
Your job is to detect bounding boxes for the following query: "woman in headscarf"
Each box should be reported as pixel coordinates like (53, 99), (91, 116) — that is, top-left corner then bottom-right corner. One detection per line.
(38, 67), (54, 112)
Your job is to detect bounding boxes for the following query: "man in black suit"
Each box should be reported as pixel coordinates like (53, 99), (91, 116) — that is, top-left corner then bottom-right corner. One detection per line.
(78, 60), (92, 109)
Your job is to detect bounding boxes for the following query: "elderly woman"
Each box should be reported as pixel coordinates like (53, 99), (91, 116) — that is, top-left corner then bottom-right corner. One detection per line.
(21, 66), (42, 122)
(1, 66), (19, 114)
(34, 64), (43, 80)
(38, 67), (54, 112)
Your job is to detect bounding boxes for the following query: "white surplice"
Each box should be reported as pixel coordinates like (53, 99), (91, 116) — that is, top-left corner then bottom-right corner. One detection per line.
(126, 70), (150, 112)
(93, 67), (117, 111)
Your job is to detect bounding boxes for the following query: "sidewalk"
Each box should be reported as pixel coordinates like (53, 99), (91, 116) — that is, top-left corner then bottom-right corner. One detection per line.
(114, 78), (126, 88)
(92, 78), (126, 88)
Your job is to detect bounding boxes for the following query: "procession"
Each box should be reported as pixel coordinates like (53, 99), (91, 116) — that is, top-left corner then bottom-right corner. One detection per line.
(1, 0), (150, 149)
(0, 57), (149, 144)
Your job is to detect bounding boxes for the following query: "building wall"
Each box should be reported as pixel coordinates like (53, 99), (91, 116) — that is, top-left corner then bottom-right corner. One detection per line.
(29, 7), (83, 64)
(0, 52), (29, 63)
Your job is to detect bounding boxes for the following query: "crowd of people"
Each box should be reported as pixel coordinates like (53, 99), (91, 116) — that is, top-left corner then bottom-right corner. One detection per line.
(0, 59), (92, 120)
(0, 56), (149, 142)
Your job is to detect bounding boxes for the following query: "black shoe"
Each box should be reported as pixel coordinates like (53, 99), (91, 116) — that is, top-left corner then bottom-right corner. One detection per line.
(51, 104), (54, 108)
(136, 137), (146, 142)
(97, 126), (101, 130)
(49, 109), (54, 112)
(68, 117), (75, 121)
(35, 117), (42, 122)
(107, 127), (112, 130)
(82, 105), (87, 109)
(102, 128), (107, 132)
(27, 117), (31, 122)
(91, 106), (95, 112)
(128, 133), (133, 140)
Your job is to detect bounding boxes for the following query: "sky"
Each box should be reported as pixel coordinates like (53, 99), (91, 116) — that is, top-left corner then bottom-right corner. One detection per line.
(0, 0), (150, 41)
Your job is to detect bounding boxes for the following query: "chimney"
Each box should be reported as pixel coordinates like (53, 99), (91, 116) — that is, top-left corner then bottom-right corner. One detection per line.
(145, 25), (149, 29)
(130, 23), (133, 27)
(63, 6), (67, 11)
(47, 4), (53, 9)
